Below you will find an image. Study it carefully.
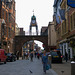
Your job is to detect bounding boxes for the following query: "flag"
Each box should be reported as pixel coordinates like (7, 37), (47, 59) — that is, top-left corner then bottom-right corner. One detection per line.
(59, 9), (65, 20)
(55, 14), (60, 24)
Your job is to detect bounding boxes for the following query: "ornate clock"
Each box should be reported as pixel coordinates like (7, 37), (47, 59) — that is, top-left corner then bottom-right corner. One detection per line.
(29, 14), (38, 35)
(32, 20), (35, 24)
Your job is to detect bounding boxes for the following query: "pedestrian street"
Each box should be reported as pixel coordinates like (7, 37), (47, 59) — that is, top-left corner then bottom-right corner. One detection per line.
(0, 57), (58, 75)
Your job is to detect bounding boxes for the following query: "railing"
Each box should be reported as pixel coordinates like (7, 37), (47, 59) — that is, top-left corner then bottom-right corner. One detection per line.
(25, 31), (41, 36)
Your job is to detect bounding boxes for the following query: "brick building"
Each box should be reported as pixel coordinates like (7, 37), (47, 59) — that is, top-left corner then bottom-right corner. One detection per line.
(0, 0), (16, 53)
(53, 0), (75, 59)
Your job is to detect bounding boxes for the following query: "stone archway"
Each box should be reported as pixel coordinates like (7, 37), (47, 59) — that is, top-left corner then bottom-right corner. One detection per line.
(14, 35), (48, 56)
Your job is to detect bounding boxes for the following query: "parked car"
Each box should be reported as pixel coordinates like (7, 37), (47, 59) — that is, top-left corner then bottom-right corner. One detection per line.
(50, 50), (62, 63)
(6, 53), (16, 62)
(0, 49), (7, 64)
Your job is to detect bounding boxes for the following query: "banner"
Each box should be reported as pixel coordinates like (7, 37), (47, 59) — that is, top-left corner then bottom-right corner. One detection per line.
(67, 0), (75, 8)
(55, 14), (60, 24)
(59, 9), (65, 20)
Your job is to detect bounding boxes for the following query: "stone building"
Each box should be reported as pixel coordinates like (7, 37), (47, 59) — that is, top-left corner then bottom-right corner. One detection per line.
(53, 0), (75, 59)
(48, 22), (56, 50)
(0, 0), (16, 53)
(41, 27), (48, 36)
(19, 28), (25, 36)
(15, 23), (20, 36)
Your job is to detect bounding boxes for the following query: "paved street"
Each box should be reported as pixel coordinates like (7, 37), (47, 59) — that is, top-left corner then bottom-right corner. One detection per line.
(0, 58), (57, 75)
(52, 60), (71, 75)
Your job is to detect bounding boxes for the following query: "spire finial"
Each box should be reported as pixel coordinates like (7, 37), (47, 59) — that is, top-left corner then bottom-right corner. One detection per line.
(33, 9), (34, 15)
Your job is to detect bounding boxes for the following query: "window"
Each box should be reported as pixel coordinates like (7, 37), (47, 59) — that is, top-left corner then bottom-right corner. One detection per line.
(2, 25), (4, 36)
(64, 20), (66, 33)
(8, 27), (11, 38)
(62, 23), (64, 34)
(2, 8), (4, 18)
(6, 12), (8, 22)
(9, 13), (11, 22)
(70, 15), (73, 30)
(73, 12), (75, 28)
(70, 12), (75, 30)
(62, 20), (66, 35)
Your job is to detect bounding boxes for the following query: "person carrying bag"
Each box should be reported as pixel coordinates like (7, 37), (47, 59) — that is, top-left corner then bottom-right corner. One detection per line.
(42, 50), (50, 74)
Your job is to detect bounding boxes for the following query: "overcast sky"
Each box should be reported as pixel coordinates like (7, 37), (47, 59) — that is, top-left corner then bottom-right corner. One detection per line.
(15, 0), (54, 34)
(15, 0), (54, 49)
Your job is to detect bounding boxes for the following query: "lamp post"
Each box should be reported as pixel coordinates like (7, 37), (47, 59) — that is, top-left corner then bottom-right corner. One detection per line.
(8, 45), (9, 53)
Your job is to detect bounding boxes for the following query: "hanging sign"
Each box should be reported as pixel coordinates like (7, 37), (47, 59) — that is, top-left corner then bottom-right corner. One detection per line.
(67, 0), (75, 8)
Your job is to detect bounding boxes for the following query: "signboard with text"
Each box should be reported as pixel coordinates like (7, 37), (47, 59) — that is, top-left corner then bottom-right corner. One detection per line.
(67, 0), (75, 8)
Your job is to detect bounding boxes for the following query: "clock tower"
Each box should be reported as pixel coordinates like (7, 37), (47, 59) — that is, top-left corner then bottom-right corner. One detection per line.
(29, 13), (38, 35)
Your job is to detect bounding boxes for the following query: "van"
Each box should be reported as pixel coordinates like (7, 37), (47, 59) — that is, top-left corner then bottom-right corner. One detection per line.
(0, 49), (7, 64)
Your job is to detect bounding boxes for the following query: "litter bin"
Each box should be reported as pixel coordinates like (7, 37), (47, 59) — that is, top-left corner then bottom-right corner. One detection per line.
(71, 61), (75, 75)
(48, 55), (51, 68)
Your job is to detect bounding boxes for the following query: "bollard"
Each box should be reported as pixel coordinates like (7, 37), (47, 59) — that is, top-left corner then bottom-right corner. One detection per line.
(71, 61), (75, 75)
(48, 55), (51, 68)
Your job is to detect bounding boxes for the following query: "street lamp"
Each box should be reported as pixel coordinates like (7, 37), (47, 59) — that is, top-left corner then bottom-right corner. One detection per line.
(8, 46), (9, 53)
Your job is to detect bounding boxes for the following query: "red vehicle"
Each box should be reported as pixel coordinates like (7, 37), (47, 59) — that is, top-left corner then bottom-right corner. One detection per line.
(0, 49), (7, 64)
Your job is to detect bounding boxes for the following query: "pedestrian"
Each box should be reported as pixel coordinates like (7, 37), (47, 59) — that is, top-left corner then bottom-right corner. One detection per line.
(34, 52), (37, 58)
(24, 52), (26, 59)
(42, 50), (48, 74)
(37, 53), (40, 59)
(16, 51), (19, 60)
(65, 52), (68, 62)
(26, 52), (28, 60)
(28, 52), (29, 60)
(30, 52), (33, 61)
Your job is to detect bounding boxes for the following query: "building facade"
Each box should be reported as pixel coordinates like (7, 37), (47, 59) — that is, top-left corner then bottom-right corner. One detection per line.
(15, 23), (20, 36)
(53, 0), (75, 59)
(0, 0), (16, 53)
(41, 27), (48, 36)
(48, 22), (56, 50)
(19, 28), (25, 36)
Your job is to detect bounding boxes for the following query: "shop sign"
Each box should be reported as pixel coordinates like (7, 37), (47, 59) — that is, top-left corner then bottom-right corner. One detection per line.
(67, 0), (75, 8)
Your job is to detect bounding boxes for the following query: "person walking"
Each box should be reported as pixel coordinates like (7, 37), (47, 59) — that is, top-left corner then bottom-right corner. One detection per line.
(16, 51), (19, 60)
(34, 52), (37, 58)
(42, 50), (48, 74)
(26, 52), (28, 60)
(65, 52), (68, 62)
(37, 53), (40, 59)
(30, 52), (33, 61)
(24, 52), (26, 59)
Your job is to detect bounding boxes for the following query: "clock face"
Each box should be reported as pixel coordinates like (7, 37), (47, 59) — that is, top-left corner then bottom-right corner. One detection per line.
(32, 20), (35, 24)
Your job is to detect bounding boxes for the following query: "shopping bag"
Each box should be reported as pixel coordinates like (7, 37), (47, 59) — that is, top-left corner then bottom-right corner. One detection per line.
(46, 64), (50, 70)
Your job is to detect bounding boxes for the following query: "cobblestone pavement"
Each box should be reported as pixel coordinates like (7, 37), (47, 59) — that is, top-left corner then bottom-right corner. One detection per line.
(0, 58), (58, 75)
(52, 60), (71, 75)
